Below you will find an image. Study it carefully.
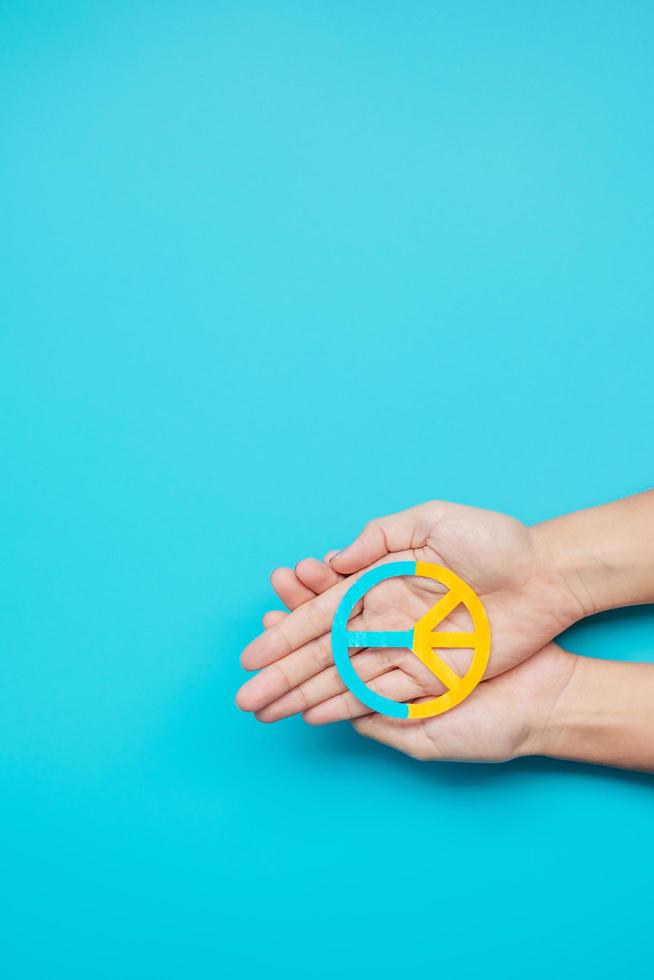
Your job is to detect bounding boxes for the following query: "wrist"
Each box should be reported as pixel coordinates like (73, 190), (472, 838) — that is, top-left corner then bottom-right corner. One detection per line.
(515, 647), (581, 760)
(533, 492), (654, 618)
(526, 653), (654, 771)
(530, 521), (593, 626)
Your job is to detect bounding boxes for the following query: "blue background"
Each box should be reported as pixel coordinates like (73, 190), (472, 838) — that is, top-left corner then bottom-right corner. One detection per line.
(2, 3), (653, 977)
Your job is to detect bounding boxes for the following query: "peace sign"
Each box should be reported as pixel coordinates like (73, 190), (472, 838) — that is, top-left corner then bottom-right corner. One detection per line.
(331, 561), (491, 719)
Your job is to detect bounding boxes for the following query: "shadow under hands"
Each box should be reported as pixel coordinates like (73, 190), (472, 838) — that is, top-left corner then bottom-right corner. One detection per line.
(303, 720), (654, 791)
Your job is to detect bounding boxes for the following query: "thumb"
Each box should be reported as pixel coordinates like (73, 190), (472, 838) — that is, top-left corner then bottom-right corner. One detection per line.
(330, 505), (432, 574)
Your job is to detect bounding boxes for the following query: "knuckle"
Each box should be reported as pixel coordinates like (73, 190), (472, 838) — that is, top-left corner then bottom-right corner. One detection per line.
(310, 636), (331, 673)
(292, 683), (309, 713)
(274, 659), (295, 694)
(273, 619), (294, 657)
(351, 717), (368, 737)
(303, 600), (324, 633)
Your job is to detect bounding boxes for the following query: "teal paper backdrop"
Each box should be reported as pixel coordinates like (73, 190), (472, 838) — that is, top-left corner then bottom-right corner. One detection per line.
(2, 3), (653, 978)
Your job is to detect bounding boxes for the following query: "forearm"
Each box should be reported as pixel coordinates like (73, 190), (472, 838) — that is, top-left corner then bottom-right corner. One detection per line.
(535, 490), (654, 616)
(532, 655), (654, 772)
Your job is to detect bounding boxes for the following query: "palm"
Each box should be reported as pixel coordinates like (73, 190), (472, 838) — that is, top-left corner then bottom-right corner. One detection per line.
(354, 642), (575, 763)
(343, 504), (574, 686)
(412, 505), (570, 677)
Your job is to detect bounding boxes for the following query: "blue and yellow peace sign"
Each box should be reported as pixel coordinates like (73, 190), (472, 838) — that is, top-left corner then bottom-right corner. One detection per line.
(331, 561), (491, 719)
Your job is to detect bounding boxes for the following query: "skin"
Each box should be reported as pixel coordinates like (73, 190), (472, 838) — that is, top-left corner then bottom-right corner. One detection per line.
(258, 564), (578, 762)
(237, 502), (584, 720)
(237, 493), (654, 771)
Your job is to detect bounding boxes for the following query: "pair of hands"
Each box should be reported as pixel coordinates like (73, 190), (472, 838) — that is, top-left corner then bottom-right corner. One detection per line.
(237, 501), (586, 762)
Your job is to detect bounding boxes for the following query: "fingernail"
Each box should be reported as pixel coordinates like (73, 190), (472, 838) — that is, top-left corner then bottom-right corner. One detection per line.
(329, 550), (342, 564)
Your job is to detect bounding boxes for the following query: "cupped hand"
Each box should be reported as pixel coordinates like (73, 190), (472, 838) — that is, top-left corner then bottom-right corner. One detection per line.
(351, 642), (577, 762)
(236, 501), (583, 723)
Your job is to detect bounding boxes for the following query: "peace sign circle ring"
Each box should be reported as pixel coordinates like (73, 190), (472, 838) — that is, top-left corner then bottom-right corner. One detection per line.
(330, 561), (491, 719)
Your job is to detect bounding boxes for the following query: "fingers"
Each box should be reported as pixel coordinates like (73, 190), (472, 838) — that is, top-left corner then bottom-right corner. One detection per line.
(266, 558), (343, 623)
(270, 567), (316, 610)
(294, 557), (342, 594)
(262, 610), (286, 629)
(329, 505), (435, 575)
(241, 574), (355, 671)
(237, 633), (335, 711)
(241, 557), (347, 704)
(351, 713), (430, 760)
(270, 558), (342, 609)
(304, 669), (424, 725)
(247, 563), (335, 669)
(254, 648), (401, 723)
